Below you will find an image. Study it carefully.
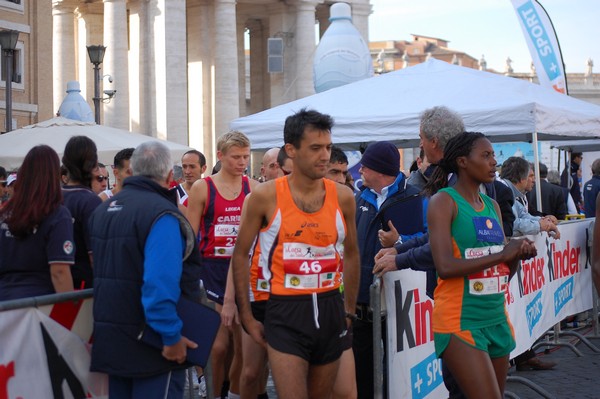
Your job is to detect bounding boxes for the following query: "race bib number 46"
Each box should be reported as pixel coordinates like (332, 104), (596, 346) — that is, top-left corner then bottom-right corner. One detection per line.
(282, 242), (339, 289)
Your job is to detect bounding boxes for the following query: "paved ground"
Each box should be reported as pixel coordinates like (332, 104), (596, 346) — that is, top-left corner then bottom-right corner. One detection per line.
(184, 324), (600, 399)
(505, 324), (600, 399)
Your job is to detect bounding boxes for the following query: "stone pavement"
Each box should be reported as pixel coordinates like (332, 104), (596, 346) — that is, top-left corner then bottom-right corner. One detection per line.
(505, 324), (600, 399)
(185, 325), (600, 399)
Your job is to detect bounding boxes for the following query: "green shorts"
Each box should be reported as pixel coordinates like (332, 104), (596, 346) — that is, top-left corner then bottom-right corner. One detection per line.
(434, 321), (516, 359)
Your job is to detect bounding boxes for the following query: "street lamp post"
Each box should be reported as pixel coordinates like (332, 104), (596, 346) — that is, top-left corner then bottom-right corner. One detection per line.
(86, 45), (106, 125)
(0, 29), (20, 133)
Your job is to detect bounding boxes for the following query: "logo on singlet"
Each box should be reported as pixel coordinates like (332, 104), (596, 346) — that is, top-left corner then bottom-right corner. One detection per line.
(63, 240), (74, 255)
(473, 281), (484, 292)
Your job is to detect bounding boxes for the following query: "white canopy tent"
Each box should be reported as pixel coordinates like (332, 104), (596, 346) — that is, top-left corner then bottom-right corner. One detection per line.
(550, 139), (600, 153)
(231, 59), (600, 150)
(0, 117), (192, 170)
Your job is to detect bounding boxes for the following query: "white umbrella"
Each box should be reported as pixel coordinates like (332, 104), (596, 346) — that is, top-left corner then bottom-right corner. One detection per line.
(0, 117), (192, 170)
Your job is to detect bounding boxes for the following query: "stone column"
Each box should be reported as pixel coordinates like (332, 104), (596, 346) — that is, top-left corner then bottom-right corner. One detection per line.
(294, 0), (318, 99)
(52, 0), (77, 115)
(214, 0), (240, 136)
(76, 3), (103, 110)
(187, 0), (210, 153)
(127, 1), (141, 133)
(267, 2), (288, 106)
(237, 18), (247, 117)
(351, 2), (372, 43)
(138, 0), (187, 143)
(248, 19), (267, 115)
(103, 0), (130, 129)
(315, 3), (330, 39)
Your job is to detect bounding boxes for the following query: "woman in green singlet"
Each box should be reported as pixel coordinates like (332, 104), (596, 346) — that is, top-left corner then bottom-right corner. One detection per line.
(426, 132), (537, 399)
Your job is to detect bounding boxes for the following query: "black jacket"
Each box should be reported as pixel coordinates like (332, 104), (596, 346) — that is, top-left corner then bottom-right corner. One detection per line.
(527, 179), (568, 220)
(355, 174), (424, 304)
(89, 176), (201, 377)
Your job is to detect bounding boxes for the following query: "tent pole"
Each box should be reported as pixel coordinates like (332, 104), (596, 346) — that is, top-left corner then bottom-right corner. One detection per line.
(532, 132), (543, 213)
(557, 150), (562, 173)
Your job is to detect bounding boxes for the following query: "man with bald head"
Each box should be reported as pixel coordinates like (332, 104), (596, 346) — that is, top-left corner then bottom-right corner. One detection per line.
(260, 147), (284, 182)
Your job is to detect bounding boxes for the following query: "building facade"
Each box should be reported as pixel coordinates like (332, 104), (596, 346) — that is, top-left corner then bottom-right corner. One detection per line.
(369, 34), (600, 105)
(48, 0), (371, 167)
(3, 2), (599, 170)
(1, 0), (53, 132)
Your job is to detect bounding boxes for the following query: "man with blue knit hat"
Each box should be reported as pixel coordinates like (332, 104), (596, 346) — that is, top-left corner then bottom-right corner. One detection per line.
(353, 141), (426, 399)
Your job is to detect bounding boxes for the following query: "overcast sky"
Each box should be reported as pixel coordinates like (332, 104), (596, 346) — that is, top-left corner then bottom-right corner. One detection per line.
(368, 0), (599, 73)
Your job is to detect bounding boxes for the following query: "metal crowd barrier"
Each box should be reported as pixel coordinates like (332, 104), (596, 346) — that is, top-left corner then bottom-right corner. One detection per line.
(370, 218), (599, 399)
(370, 276), (384, 399)
(0, 286), (213, 399)
(0, 289), (94, 312)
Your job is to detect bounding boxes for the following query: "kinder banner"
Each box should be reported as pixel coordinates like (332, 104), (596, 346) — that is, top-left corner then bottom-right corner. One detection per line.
(0, 299), (107, 398)
(384, 219), (593, 398)
(511, 0), (567, 94)
(384, 270), (447, 399)
(508, 220), (593, 356)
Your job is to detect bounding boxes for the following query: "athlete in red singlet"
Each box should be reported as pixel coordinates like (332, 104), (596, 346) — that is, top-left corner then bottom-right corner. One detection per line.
(187, 131), (257, 399)
(231, 110), (360, 399)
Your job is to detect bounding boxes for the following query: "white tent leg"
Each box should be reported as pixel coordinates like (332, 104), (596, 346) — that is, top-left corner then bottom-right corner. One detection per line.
(532, 132), (543, 213)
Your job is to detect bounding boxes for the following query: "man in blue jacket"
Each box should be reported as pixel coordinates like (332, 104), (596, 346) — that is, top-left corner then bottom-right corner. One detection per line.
(371, 106), (467, 398)
(353, 141), (424, 399)
(583, 158), (600, 217)
(372, 106), (464, 296)
(90, 141), (202, 398)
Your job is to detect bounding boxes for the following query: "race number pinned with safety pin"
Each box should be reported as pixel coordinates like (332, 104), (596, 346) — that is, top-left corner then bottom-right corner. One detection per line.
(465, 244), (510, 295)
(282, 242), (339, 289)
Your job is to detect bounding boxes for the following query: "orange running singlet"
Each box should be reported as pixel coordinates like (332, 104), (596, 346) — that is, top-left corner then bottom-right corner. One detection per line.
(250, 176), (346, 297)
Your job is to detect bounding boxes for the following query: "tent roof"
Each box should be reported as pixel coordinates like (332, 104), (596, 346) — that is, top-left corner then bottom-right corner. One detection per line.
(550, 139), (600, 153)
(0, 117), (192, 170)
(231, 59), (600, 150)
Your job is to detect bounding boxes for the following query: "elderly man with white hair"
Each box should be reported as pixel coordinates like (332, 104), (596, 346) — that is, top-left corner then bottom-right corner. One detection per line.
(89, 141), (203, 398)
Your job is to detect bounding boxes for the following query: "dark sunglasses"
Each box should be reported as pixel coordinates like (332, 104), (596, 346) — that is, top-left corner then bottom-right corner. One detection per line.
(95, 175), (109, 183)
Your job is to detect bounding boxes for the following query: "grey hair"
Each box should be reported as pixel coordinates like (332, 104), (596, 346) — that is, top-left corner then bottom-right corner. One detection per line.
(420, 106), (464, 150)
(592, 159), (600, 176)
(130, 141), (172, 181)
(500, 156), (530, 184)
(547, 170), (561, 185)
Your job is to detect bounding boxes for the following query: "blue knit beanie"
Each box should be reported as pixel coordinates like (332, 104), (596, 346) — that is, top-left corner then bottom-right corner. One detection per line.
(360, 141), (399, 177)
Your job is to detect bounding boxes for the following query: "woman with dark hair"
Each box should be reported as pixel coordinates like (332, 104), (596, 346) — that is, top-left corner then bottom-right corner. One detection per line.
(0, 146), (75, 300)
(426, 132), (537, 398)
(62, 136), (102, 289)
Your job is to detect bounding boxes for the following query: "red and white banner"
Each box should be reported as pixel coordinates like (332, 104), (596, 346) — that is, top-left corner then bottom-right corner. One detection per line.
(384, 219), (593, 398)
(0, 298), (107, 399)
(507, 220), (593, 356)
(511, 0), (567, 94)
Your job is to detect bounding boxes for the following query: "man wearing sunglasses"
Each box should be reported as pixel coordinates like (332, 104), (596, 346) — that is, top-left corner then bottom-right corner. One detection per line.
(92, 163), (110, 194)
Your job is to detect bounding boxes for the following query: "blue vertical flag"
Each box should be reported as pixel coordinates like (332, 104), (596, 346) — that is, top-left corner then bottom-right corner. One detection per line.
(511, 0), (568, 94)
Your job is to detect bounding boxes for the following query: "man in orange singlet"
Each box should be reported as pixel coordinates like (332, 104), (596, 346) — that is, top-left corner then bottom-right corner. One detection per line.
(231, 109), (360, 399)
